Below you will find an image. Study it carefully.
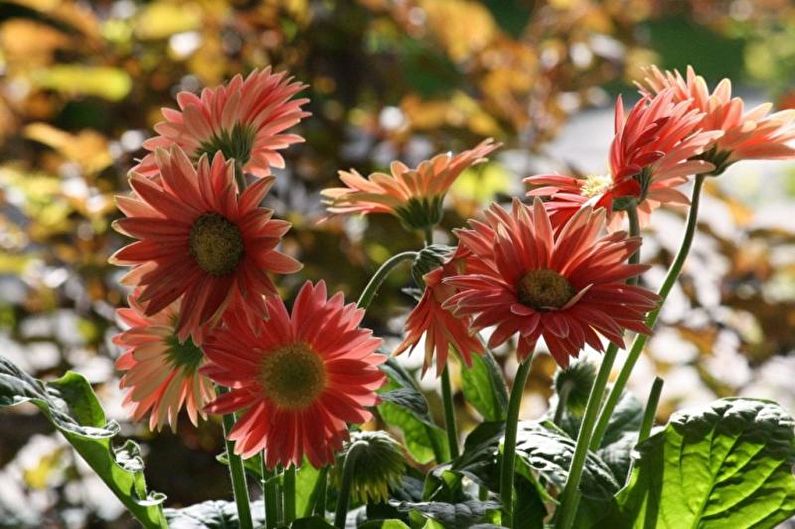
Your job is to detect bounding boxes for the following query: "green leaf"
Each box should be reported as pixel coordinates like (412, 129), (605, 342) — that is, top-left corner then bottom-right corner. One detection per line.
(31, 65), (132, 101)
(291, 516), (335, 529)
(358, 520), (412, 529)
(0, 355), (167, 528)
(164, 500), (265, 528)
(296, 464), (322, 518)
(606, 398), (795, 529)
(380, 387), (430, 418)
(557, 390), (643, 448)
(461, 352), (509, 422)
(391, 499), (501, 529)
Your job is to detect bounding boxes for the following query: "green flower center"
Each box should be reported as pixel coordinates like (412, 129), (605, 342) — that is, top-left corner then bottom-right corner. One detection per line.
(164, 334), (204, 373)
(517, 268), (576, 310)
(198, 124), (256, 166)
(189, 213), (244, 276)
(259, 343), (327, 410)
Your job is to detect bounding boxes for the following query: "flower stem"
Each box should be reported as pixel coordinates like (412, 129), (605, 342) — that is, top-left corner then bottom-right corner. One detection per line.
(283, 464), (296, 524)
(334, 443), (360, 529)
(638, 377), (663, 444)
(217, 387), (253, 529)
(499, 354), (535, 528)
(552, 381), (572, 427)
(440, 365), (460, 459)
(553, 343), (618, 529)
(263, 462), (279, 529)
(423, 226), (433, 246)
(589, 174), (705, 450)
(234, 162), (247, 192)
(626, 204), (641, 284)
(312, 466), (329, 517)
(356, 251), (417, 310)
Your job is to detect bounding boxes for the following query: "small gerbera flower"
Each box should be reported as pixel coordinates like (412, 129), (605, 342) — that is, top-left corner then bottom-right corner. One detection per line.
(322, 139), (500, 231)
(639, 65), (795, 171)
(111, 146), (301, 341)
(201, 281), (386, 468)
(526, 89), (721, 226)
(444, 199), (659, 366)
(395, 246), (483, 375)
(134, 68), (309, 179)
(114, 292), (216, 432)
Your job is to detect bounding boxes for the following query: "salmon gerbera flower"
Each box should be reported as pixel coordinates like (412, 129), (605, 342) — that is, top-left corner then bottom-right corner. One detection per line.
(134, 68), (309, 179)
(444, 199), (660, 366)
(322, 139), (500, 231)
(111, 146), (302, 341)
(525, 89), (722, 227)
(639, 65), (795, 171)
(201, 281), (386, 468)
(114, 292), (216, 432)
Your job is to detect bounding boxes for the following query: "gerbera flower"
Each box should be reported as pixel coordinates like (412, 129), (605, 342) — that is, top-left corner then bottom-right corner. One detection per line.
(134, 68), (309, 179)
(111, 146), (301, 341)
(525, 89), (721, 226)
(639, 65), (795, 170)
(201, 281), (386, 468)
(395, 246), (483, 375)
(322, 139), (500, 231)
(444, 199), (659, 366)
(114, 292), (216, 432)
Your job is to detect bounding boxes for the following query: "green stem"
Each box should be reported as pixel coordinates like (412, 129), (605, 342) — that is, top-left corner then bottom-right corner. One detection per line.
(638, 377), (663, 444)
(312, 466), (329, 517)
(552, 382), (572, 427)
(423, 225), (433, 246)
(356, 251), (417, 310)
(283, 464), (296, 524)
(263, 458), (278, 529)
(589, 174), (705, 450)
(234, 162), (247, 192)
(626, 204), (641, 285)
(218, 387), (253, 529)
(334, 444), (360, 529)
(499, 354), (535, 528)
(440, 365), (460, 459)
(553, 343), (618, 529)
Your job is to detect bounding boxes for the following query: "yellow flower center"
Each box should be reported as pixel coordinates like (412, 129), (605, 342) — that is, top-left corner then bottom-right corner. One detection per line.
(517, 269), (575, 310)
(259, 343), (327, 410)
(189, 213), (244, 276)
(581, 174), (612, 198)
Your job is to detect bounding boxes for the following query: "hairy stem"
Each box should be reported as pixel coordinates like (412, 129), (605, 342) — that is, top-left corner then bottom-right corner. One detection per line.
(441, 365), (460, 459)
(218, 386), (252, 529)
(356, 251), (417, 310)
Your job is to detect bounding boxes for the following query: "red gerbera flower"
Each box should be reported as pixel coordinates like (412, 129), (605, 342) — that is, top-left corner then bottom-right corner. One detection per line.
(201, 281), (386, 468)
(134, 68), (309, 179)
(114, 292), (216, 432)
(111, 146), (301, 341)
(639, 65), (795, 168)
(444, 199), (659, 366)
(526, 89), (721, 227)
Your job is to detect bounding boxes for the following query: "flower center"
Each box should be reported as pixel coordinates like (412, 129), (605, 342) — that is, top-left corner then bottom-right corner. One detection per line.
(581, 174), (612, 198)
(259, 343), (327, 410)
(189, 213), (244, 276)
(198, 124), (256, 166)
(517, 268), (576, 310)
(164, 334), (204, 373)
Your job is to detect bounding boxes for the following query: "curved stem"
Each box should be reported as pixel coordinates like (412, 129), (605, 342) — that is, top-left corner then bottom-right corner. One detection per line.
(234, 163), (248, 192)
(552, 382), (572, 427)
(626, 204), (641, 285)
(589, 174), (705, 450)
(440, 365), (460, 459)
(638, 377), (663, 444)
(553, 343), (618, 529)
(283, 464), (296, 524)
(218, 387), (253, 529)
(312, 466), (329, 517)
(356, 251), (417, 310)
(334, 444), (360, 528)
(499, 354), (535, 528)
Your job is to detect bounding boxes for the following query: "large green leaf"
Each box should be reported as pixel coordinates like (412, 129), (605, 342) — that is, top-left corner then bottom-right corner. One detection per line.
(603, 398), (795, 529)
(391, 499), (501, 529)
(164, 500), (265, 528)
(0, 355), (167, 528)
(461, 352), (509, 422)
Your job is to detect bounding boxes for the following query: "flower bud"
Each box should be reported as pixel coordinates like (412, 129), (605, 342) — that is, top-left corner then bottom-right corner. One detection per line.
(334, 431), (406, 503)
(411, 244), (455, 287)
(553, 360), (597, 416)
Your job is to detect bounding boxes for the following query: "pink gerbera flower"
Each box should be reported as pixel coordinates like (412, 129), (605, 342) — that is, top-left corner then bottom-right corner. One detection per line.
(114, 292), (216, 432)
(201, 281), (386, 468)
(444, 199), (659, 366)
(322, 139), (500, 230)
(395, 247), (483, 375)
(639, 65), (795, 169)
(134, 68), (309, 179)
(111, 146), (301, 341)
(526, 89), (722, 227)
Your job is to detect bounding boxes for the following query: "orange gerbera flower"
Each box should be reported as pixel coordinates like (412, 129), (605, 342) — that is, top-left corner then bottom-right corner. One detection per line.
(202, 281), (386, 468)
(395, 246), (483, 375)
(526, 89), (721, 227)
(114, 292), (216, 432)
(134, 68), (309, 179)
(322, 139), (499, 230)
(639, 65), (795, 169)
(444, 199), (659, 366)
(111, 146), (301, 341)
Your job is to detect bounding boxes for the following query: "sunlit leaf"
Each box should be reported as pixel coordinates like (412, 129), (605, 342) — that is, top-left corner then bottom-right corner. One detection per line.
(31, 65), (132, 101)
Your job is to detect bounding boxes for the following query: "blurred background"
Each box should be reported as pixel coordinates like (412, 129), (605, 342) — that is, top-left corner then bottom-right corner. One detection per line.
(0, 0), (794, 527)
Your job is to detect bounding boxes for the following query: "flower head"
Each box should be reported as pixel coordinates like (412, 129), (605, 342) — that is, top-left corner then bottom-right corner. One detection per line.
(134, 68), (309, 179)
(111, 146), (302, 341)
(114, 293), (216, 432)
(396, 245), (483, 375)
(444, 199), (659, 366)
(322, 139), (499, 231)
(526, 89), (721, 226)
(201, 281), (386, 468)
(639, 65), (795, 170)
(334, 431), (406, 504)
